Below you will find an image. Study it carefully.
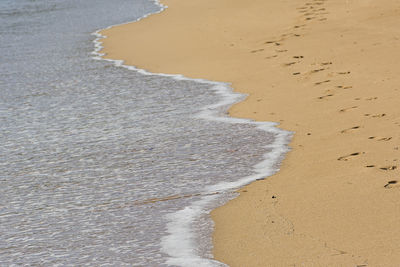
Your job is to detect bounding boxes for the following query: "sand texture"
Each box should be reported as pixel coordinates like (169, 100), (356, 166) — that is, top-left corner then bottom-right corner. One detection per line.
(100, 0), (400, 265)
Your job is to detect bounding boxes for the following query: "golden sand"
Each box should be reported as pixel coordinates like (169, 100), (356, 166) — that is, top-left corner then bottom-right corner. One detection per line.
(100, 0), (400, 265)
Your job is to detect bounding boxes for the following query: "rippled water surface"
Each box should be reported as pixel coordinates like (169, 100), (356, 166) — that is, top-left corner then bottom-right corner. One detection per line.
(0, 0), (289, 266)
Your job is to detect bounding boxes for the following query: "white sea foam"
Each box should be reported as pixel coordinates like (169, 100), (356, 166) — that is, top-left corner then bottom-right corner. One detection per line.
(92, 1), (292, 266)
(161, 195), (227, 267)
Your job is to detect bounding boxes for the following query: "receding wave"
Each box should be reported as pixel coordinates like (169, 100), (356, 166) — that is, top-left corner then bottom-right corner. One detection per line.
(92, 1), (292, 266)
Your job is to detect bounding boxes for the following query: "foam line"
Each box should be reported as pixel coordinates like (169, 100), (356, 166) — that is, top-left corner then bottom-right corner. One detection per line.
(91, 1), (292, 266)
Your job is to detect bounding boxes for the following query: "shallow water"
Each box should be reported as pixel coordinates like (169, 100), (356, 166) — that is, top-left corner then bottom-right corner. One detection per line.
(0, 0), (290, 266)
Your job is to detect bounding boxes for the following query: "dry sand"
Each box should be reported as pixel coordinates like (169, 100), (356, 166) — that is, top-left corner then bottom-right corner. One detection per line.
(100, 0), (400, 265)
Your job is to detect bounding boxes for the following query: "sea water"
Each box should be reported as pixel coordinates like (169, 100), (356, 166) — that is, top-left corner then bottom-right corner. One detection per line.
(0, 0), (291, 266)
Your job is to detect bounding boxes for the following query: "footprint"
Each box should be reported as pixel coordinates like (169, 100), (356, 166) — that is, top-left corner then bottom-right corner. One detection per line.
(265, 55), (278, 59)
(380, 166), (397, 171)
(311, 68), (325, 73)
(251, 48), (264, 53)
(337, 71), (351, 75)
(384, 180), (398, 189)
(293, 56), (304, 59)
(341, 126), (360, 133)
(337, 152), (364, 161)
(336, 85), (353, 89)
(318, 94), (333, 99)
(321, 62), (332, 65)
(366, 97), (378, 101)
(284, 62), (297, 66)
(368, 136), (392, 141)
(339, 106), (358, 112)
(276, 49), (288, 53)
(293, 72), (301, 75)
(315, 80), (331, 85)
(372, 113), (386, 118)
(364, 113), (386, 118)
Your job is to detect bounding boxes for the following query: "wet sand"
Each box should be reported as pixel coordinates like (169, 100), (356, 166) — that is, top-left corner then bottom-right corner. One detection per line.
(100, 0), (400, 265)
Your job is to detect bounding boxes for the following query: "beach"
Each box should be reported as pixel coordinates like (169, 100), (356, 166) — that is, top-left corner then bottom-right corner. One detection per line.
(100, 0), (400, 265)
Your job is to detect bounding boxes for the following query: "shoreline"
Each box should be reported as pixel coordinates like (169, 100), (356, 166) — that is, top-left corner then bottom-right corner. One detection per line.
(93, 9), (292, 265)
(99, 0), (400, 265)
